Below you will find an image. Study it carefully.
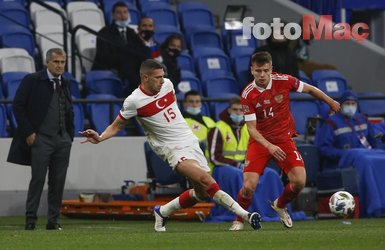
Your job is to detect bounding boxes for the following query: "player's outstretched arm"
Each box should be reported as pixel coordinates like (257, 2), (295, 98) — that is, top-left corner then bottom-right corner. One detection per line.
(79, 115), (129, 144)
(302, 83), (341, 113)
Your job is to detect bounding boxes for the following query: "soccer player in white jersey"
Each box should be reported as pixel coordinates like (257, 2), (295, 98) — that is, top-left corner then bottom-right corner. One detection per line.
(229, 52), (340, 231)
(80, 59), (262, 232)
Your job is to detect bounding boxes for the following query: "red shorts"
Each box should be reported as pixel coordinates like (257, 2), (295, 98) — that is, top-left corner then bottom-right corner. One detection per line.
(244, 140), (305, 175)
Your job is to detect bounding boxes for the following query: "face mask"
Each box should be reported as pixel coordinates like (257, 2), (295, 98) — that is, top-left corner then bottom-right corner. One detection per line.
(115, 19), (130, 28)
(140, 30), (154, 41)
(185, 107), (201, 115)
(341, 104), (357, 118)
(167, 48), (181, 57)
(230, 113), (244, 124)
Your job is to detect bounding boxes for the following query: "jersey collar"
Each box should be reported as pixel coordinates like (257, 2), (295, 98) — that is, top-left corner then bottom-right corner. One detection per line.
(253, 76), (272, 92)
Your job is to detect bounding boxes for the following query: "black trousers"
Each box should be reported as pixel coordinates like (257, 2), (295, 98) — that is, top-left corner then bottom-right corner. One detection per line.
(25, 132), (72, 224)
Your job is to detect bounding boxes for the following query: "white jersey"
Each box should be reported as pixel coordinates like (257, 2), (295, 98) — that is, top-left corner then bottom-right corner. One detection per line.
(120, 78), (198, 148)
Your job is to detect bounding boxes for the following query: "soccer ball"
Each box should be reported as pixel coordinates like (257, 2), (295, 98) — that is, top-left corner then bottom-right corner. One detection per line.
(329, 191), (355, 216)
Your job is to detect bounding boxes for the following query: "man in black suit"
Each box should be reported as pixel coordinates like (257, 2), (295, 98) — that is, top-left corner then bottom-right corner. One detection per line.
(7, 48), (74, 231)
(92, 1), (151, 94)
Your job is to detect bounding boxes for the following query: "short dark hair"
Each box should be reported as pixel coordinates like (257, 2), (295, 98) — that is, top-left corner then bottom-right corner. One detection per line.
(161, 34), (184, 50)
(46, 48), (66, 62)
(251, 51), (272, 65)
(112, 1), (128, 13)
(184, 90), (200, 100)
(228, 97), (241, 107)
(140, 59), (164, 74)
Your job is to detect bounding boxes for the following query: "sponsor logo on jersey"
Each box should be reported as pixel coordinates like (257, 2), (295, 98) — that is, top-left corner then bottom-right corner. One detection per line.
(264, 100), (270, 104)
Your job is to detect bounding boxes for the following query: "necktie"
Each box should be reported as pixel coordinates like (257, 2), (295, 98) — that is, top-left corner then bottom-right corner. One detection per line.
(120, 29), (127, 43)
(53, 78), (61, 95)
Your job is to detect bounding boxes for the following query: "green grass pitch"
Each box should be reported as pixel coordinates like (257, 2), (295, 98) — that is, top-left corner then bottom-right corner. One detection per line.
(0, 217), (384, 250)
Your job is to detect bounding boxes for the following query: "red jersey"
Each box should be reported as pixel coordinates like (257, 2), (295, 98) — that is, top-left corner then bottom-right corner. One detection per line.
(241, 73), (304, 144)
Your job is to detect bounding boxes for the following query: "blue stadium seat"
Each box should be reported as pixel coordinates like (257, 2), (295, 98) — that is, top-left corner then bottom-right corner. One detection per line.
(196, 53), (232, 82)
(72, 100), (84, 136)
(86, 94), (125, 136)
(180, 8), (214, 35)
(103, 1), (140, 25)
(177, 52), (195, 73)
(1, 72), (28, 130)
(180, 69), (196, 79)
(296, 143), (320, 187)
(204, 76), (240, 97)
(177, 75), (202, 94)
(0, 25), (35, 57)
(62, 71), (81, 98)
(85, 70), (123, 97)
(224, 29), (258, 55)
(0, 2), (31, 28)
(290, 96), (320, 135)
(210, 93), (239, 121)
(1, 71), (28, 99)
(144, 141), (186, 193)
(144, 8), (178, 28)
(189, 30), (223, 58)
(357, 91), (385, 117)
(232, 54), (252, 88)
(311, 69), (348, 98)
(0, 0), (24, 5)
(154, 25), (182, 45)
(140, 0), (171, 13)
(177, 2), (209, 21)
(298, 70), (312, 84)
(0, 104), (8, 137)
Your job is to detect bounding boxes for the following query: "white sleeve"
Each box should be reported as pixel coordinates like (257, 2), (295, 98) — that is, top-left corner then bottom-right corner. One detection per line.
(120, 96), (137, 120)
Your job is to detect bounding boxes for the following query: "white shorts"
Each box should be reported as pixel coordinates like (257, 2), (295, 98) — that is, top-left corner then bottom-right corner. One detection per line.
(150, 142), (210, 172)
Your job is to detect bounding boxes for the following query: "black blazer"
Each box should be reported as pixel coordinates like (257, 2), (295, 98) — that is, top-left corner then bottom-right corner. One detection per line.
(7, 69), (74, 165)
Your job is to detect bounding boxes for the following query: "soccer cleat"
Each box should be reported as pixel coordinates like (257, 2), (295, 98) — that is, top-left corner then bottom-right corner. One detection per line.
(270, 199), (293, 228)
(229, 221), (244, 231)
(153, 205), (167, 232)
(248, 212), (262, 230)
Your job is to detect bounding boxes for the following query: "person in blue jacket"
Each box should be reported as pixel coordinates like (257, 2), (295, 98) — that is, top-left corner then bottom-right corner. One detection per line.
(315, 90), (383, 170)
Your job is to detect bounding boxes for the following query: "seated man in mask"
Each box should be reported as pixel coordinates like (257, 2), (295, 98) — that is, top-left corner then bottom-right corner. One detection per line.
(138, 17), (162, 62)
(315, 90), (383, 170)
(92, 1), (151, 94)
(208, 97), (249, 171)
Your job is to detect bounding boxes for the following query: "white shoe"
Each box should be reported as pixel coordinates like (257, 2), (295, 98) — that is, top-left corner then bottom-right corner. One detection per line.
(270, 199), (293, 228)
(229, 221), (244, 231)
(153, 205), (167, 232)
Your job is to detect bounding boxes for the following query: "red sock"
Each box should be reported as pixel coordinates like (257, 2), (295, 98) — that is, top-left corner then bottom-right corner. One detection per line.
(206, 183), (220, 198)
(179, 189), (197, 208)
(277, 183), (300, 208)
(235, 193), (251, 222)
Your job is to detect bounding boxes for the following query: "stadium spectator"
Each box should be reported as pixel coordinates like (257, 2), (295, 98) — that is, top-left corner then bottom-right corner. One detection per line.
(7, 48), (74, 231)
(80, 59), (262, 232)
(138, 17), (162, 62)
(160, 34), (183, 88)
(229, 51), (340, 231)
(254, 21), (299, 77)
(315, 90), (383, 170)
(182, 90), (215, 168)
(207, 97), (249, 170)
(92, 1), (151, 94)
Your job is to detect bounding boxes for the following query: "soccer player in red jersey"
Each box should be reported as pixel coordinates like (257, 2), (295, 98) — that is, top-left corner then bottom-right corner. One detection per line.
(229, 51), (341, 230)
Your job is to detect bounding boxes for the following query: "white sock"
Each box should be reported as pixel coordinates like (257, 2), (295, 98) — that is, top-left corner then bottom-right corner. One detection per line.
(159, 197), (181, 217)
(213, 190), (249, 221)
